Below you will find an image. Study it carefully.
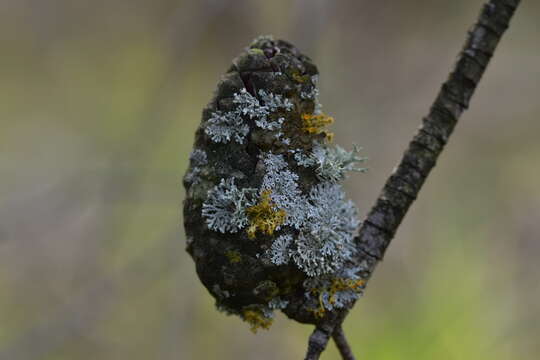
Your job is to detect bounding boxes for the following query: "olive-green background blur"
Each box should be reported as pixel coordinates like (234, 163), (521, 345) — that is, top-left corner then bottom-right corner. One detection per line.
(1, 1), (538, 359)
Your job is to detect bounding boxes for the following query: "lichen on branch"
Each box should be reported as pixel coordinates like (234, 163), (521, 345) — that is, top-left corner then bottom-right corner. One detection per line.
(183, 35), (368, 331)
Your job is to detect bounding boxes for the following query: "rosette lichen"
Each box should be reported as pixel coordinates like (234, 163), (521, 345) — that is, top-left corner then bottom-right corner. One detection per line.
(183, 35), (369, 329)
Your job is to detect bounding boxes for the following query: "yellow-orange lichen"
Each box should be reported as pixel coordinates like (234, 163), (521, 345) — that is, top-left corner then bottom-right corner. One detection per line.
(309, 278), (366, 318)
(246, 190), (286, 239)
(301, 113), (334, 141)
(225, 250), (242, 263)
(242, 309), (274, 333)
(292, 72), (309, 83)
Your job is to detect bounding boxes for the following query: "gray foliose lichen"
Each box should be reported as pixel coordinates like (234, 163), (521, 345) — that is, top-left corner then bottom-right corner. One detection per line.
(183, 35), (369, 332)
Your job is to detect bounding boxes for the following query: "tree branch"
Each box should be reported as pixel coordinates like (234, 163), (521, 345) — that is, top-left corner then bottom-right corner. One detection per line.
(305, 311), (348, 360)
(304, 0), (521, 358)
(332, 325), (356, 360)
(356, 0), (520, 260)
(305, 327), (332, 360)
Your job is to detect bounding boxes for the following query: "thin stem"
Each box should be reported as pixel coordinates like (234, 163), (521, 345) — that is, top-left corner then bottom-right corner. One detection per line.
(333, 325), (356, 360)
(303, 0), (521, 358)
(304, 312), (350, 359)
(305, 326), (332, 360)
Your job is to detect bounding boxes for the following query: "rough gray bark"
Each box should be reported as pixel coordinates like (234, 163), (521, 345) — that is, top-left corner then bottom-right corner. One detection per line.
(305, 0), (521, 358)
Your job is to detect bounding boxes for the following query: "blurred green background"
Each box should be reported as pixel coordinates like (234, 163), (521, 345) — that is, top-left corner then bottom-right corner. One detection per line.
(1, 0), (538, 359)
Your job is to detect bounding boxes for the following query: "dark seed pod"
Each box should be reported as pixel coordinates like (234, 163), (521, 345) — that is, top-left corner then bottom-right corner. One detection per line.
(183, 35), (368, 331)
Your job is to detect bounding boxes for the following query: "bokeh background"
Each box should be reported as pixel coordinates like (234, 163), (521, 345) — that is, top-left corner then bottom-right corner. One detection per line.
(1, 0), (539, 359)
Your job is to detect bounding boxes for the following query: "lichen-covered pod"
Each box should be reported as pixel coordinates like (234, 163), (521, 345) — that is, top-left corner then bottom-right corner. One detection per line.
(183, 36), (368, 331)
